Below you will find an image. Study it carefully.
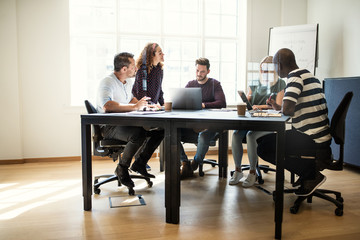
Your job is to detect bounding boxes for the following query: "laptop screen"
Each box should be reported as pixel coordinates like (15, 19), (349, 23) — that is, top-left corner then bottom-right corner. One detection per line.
(169, 88), (202, 110)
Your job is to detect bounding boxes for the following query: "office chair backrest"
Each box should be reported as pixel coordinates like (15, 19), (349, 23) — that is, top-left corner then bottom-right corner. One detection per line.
(84, 100), (103, 144)
(330, 91), (353, 145)
(85, 99), (97, 114)
(328, 91), (353, 170)
(84, 100), (127, 160)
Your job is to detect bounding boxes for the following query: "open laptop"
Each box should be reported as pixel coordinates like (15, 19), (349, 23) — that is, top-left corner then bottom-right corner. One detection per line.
(237, 90), (253, 110)
(170, 88), (202, 110)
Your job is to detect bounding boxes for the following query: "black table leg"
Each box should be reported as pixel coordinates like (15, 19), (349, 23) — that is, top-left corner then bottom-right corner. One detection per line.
(218, 130), (228, 178)
(165, 122), (180, 223)
(274, 127), (285, 239)
(82, 123), (92, 211)
(159, 140), (165, 172)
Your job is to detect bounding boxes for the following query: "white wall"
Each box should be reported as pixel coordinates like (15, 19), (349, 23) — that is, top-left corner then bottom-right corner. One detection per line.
(17, 0), (82, 159)
(308, 0), (360, 80)
(1, 0), (82, 161)
(1, 0), (359, 161)
(0, 0), (22, 160)
(246, 0), (307, 63)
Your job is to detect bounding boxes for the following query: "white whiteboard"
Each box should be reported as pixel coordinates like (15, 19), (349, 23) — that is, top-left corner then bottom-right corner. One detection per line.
(268, 24), (318, 75)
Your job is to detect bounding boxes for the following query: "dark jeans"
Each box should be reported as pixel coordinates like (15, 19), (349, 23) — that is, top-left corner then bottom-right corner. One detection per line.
(102, 125), (164, 168)
(257, 129), (330, 180)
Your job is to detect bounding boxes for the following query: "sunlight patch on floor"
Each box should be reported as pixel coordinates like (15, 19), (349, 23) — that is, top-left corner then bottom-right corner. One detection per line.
(0, 179), (81, 220)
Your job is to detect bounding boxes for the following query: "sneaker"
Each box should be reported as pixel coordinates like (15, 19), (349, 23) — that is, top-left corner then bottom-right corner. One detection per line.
(146, 164), (151, 171)
(180, 161), (193, 180)
(115, 165), (135, 188)
(229, 171), (244, 185)
(190, 159), (199, 171)
(242, 173), (257, 188)
(294, 172), (326, 196)
(130, 162), (155, 178)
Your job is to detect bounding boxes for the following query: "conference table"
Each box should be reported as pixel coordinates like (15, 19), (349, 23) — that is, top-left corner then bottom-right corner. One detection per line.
(81, 109), (289, 239)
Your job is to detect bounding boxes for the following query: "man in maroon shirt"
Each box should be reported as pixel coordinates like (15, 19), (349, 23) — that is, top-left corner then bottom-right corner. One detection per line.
(180, 58), (227, 179)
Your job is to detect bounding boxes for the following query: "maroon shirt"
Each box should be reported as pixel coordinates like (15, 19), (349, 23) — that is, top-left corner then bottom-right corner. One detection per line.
(132, 64), (164, 105)
(185, 78), (226, 109)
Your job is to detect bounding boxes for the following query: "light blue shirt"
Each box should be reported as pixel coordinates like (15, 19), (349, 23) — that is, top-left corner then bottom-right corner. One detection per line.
(96, 73), (134, 113)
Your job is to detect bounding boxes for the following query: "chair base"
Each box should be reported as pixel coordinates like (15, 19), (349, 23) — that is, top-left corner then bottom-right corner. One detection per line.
(198, 159), (219, 176)
(94, 174), (153, 196)
(279, 188), (344, 216)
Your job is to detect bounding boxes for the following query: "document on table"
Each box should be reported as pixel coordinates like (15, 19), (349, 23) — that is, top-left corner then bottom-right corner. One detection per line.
(250, 110), (282, 117)
(128, 110), (166, 115)
(208, 108), (237, 112)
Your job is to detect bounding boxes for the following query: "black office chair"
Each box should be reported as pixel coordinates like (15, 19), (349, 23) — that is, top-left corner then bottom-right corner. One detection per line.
(84, 100), (153, 196)
(283, 91), (353, 216)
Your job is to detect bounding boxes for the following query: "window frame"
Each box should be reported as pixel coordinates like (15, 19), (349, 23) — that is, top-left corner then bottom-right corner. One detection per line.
(69, 0), (246, 107)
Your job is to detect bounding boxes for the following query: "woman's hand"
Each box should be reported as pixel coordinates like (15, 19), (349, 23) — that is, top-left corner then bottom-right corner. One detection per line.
(266, 99), (281, 111)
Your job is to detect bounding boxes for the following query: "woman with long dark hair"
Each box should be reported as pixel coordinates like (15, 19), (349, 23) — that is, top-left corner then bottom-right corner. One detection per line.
(132, 43), (165, 106)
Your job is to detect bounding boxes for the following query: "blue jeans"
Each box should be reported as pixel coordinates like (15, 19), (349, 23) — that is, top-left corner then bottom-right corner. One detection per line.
(180, 129), (218, 164)
(232, 130), (271, 170)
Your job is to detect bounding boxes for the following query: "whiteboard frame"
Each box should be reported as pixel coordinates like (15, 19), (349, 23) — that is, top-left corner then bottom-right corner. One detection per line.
(268, 24), (319, 75)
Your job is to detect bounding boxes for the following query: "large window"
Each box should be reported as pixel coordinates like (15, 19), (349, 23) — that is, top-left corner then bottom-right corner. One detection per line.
(70, 0), (244, 106)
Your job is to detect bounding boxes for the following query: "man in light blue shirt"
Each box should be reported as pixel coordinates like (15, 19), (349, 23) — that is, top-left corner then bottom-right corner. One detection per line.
(97, 52), (164, 188)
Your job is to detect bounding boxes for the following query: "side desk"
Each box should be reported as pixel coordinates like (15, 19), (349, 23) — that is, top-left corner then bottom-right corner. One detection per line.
(81, 110), (289, 239)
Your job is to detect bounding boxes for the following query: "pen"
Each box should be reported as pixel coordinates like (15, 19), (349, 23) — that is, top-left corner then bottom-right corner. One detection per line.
(267, 93), (276, 106)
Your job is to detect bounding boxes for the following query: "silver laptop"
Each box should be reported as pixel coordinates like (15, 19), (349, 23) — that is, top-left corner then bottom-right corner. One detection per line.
(170, 88), (202, 110)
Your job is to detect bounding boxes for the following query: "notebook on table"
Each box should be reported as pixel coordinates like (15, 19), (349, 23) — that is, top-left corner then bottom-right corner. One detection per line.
(170, 88), (202, 110)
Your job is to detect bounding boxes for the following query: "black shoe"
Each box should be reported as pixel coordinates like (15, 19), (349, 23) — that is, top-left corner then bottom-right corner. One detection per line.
(115, 165), (135, 188)
(190, 159), (199, 171)
(294, 172), (326, 196)
(131, 162), (155, 178)
(180, 161), (193, 180)
(292, 177), (304, 187)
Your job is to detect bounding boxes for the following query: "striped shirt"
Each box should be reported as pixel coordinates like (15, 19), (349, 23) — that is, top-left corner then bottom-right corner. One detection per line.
(284, 69), (331, 145)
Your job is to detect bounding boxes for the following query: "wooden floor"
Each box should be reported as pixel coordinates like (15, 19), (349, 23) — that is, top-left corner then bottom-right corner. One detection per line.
(1, 154), (360, 240)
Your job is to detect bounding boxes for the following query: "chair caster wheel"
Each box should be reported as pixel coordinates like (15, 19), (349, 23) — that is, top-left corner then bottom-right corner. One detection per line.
(128, 188), (135, 195)
(148, 181), (153, 188)
(263, 169), (269, 173)
(94, 179), (99, 184)
(94, 188), (101, 194)
(258, 178), (264, 184)
(335, 208), (343, 216)
(211, 164), (216, 167)
(230, 170), (234, 177)
(337, 197), (344, 203)
(290, 206), (299, 214)
(199, 171), (204, 177)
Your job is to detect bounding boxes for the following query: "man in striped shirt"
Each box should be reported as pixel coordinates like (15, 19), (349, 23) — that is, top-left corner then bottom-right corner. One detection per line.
(257, 48), (332, 196)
